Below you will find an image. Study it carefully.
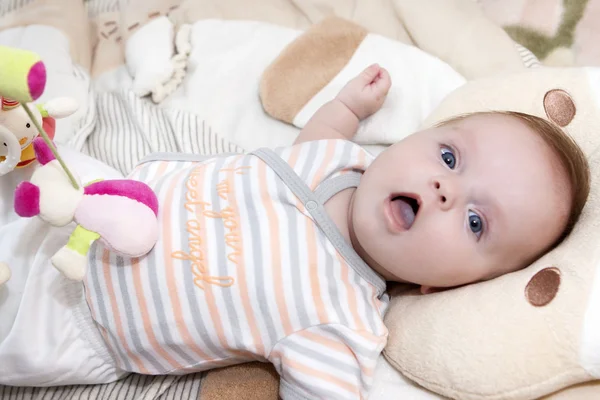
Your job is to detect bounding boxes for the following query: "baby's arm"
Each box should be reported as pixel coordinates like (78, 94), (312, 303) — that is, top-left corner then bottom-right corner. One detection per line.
(294, 64), (391, 144)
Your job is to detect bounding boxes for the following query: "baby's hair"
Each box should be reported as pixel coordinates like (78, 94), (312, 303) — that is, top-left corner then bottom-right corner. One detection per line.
(438, 111), (590, 250)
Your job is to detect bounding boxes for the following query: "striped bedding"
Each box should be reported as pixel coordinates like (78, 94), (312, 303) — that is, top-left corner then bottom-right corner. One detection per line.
(0, 0), (34, 14)
(75, 89), (243, 175)
(0, 373), (203, 400)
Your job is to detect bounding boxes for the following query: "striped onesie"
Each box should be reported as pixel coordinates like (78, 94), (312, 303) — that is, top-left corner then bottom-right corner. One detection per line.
(84, 139), (389, 399)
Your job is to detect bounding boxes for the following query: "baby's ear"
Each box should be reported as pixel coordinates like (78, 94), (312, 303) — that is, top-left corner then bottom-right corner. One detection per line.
(420, 286), (437, 295)
(420, 286), (455, 295)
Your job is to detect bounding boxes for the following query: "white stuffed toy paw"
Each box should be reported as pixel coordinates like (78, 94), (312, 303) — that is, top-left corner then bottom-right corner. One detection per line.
(43, 97), (79, 119)
(127, 16), (176, 97)
(126, 15), (192, 103)
(151, 23), (192, 103)
(0, 262), (11, 285)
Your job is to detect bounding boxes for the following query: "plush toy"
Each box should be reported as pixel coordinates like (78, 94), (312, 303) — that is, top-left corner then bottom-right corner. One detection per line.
(0, 45), (159, 284)
(259, 4), (600, 399)
(14, 138), (159, 280)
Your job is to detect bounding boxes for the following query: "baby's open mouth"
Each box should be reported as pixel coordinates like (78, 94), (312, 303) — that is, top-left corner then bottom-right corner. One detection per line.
(389, 194), (420, 230)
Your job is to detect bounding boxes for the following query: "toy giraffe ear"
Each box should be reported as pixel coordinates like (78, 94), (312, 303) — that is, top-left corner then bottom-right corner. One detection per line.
(33, 137), (55, 165)
(543, 89), (576, 127)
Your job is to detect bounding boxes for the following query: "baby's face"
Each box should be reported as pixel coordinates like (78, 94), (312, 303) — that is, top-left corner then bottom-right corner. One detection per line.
(350, 114), (571, 288)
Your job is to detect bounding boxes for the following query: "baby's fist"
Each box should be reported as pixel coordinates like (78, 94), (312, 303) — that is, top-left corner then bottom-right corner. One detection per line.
(337, 64), (391, 120)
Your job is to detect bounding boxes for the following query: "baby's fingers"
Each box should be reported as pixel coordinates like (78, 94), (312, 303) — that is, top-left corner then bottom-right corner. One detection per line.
(356, 63), (382, 86)
(374, 67), (392, 95)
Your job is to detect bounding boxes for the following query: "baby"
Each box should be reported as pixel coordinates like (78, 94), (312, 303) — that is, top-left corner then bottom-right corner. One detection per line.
(1, 65), (590, 400)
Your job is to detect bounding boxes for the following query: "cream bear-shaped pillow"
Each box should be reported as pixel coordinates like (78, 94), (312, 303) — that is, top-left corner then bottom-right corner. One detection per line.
(383, 67), (600, 400)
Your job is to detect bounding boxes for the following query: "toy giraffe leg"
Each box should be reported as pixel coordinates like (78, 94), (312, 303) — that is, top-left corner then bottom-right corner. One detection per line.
(51, 225), (100, 281)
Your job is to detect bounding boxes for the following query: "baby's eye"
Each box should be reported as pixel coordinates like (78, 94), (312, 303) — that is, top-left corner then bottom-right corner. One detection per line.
(468, 210), (484, 238)
(440, 146), (456, 169)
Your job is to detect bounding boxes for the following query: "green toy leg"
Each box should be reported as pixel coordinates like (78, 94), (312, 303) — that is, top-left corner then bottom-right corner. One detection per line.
(51, 225), (100, 281)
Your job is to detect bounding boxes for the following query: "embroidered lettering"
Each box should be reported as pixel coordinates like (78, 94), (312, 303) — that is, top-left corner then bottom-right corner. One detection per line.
(172, 162), (252, 289)
(172, 165), (235, 290)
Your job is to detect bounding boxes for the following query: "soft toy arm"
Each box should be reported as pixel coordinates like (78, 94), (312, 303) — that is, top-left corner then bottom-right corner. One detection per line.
(38, 97), (79, 119)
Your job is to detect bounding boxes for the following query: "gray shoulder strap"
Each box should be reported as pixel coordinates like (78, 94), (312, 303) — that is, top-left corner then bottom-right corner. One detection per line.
(314, 172), (362, 204)
(252, 148), (386, 295)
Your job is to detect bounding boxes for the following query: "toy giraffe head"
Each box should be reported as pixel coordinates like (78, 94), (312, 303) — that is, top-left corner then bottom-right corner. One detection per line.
(0, 45), (47, 176)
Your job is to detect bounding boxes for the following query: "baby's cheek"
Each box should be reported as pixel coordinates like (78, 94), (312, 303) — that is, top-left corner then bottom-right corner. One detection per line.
(417, 238), (476, 285)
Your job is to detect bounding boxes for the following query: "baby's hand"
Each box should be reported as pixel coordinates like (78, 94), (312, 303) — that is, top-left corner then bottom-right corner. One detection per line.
(336, 64), (391, 120)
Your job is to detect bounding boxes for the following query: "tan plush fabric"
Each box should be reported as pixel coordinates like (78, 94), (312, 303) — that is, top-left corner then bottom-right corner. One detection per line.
(543, 380), (600, 399)
(169, 0), (411, 44)
(120, 0), (181, 43)
(392, 0), (525, 79)
(479, 0), (600, 68)
(90, 12), (125, 78)
(0, 0), (92, 70)
(169, 0), (316, 30)
(201, 362), (279, 400)
(260, 16), (366, 124)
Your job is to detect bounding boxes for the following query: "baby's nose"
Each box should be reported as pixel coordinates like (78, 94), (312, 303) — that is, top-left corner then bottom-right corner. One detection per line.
(431, 178), (457, 210)
(433, 181), (447, 202)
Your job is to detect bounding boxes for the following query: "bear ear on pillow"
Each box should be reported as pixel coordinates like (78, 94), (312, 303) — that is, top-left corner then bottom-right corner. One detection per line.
(543, 89), (576, 127)
(384, 67), (600, 400)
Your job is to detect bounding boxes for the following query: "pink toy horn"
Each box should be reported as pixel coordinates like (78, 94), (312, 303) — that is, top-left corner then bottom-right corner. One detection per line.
(14, 182), (40, 217)
(27, 61), (46, 101)
(33, 137), (55, 165)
